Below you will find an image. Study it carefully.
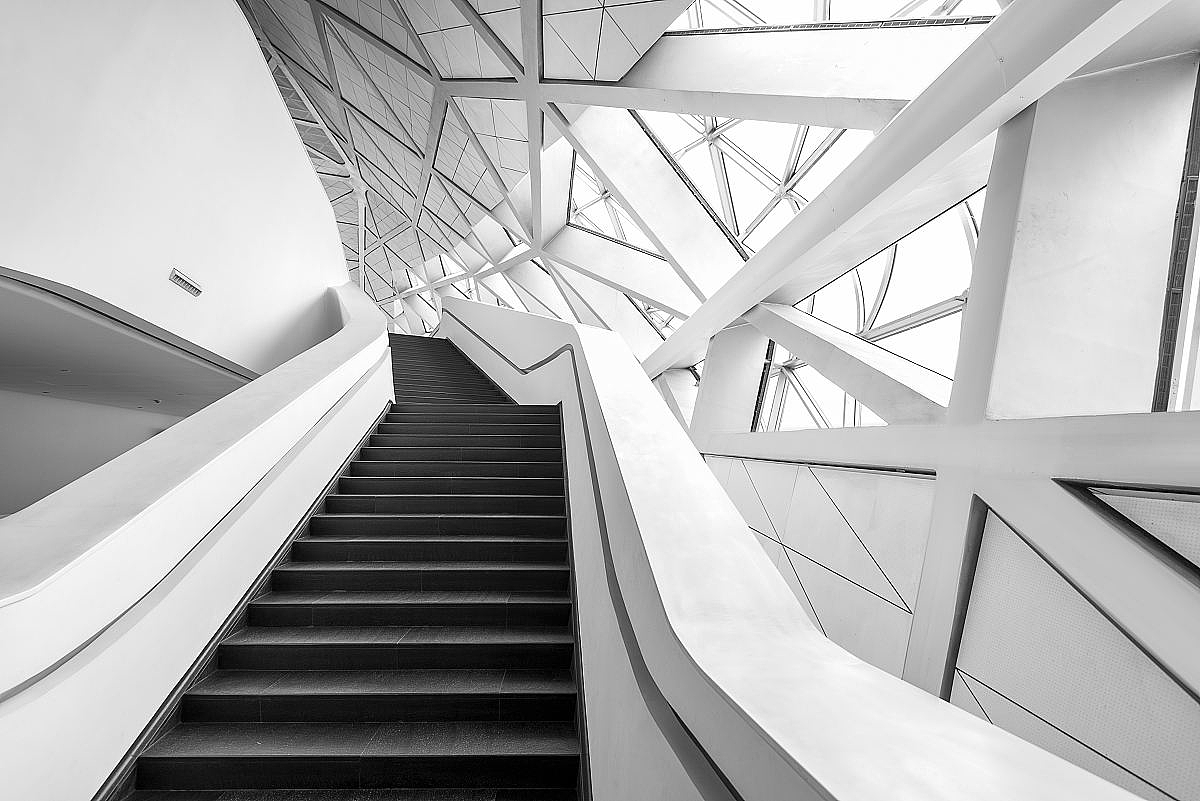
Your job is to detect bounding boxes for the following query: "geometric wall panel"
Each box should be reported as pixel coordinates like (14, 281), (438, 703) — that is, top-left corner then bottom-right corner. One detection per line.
(705, 455), (935, 679)
(1091, 486), (1200, 573)
(954, 512), (1200, 801)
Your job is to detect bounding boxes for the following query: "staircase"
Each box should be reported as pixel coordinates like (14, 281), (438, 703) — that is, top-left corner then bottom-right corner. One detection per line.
(130, 334), (582, 799)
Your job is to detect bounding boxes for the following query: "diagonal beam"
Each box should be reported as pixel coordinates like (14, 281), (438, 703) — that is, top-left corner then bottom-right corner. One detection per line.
(547, 104), (742, 299)
(520, 0), (544, 247)
(641, 0), (1173, 377)
(543, 225), (701, 318)
(312, 0), (431, 78)
(746, 303), (950, 424)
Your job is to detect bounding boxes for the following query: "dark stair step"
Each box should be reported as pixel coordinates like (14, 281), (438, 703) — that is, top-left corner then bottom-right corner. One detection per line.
(218, 626), (575, 670)
(392, 398), (512, 406)
(393, 388), (505, 400)
(248, 590), (572, 626)
(384, 413), (559, 425)
(375, 423), (560, 436)
(370, 435), (561, 448)
(392, 380), (502, 394)
(337, 476), (564, 495)
(271, 562), (569, 593)
(359, 447), (562, 463)
(137, 721), (579, 790)
(324, 495), (565, 515)
(348, 461), (563, 478)
(181, 669), (576, 722)
(391, 405), (552, 415)
(291, 535), (567, 563)
(308, 514), (566, 537)
(131, 791), (578, 800)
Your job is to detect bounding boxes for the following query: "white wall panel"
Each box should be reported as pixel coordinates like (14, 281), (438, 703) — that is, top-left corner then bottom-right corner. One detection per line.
(812, 467), (935, 608)
(787, 549), (913, 676)
(0, 388), (180, 516)
(987, 55), (1198, 418)
(0, 1), (347, 373)
(782, 468), (908, 610)
(956, 512), (1200, 801)
(707, 455), (935, 678)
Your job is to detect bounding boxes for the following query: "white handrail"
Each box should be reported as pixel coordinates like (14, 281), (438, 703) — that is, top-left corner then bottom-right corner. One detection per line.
(0, 282), (387, 699)
(439, 296), (1138, 801)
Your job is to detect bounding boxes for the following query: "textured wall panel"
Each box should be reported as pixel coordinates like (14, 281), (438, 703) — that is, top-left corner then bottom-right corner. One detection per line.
(955, 512), (1200, 800)
(1093, 488), (1200, 571)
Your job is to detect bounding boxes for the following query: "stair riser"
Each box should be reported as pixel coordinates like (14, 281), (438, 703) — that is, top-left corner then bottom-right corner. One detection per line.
(324, 496), (565, 515)
(370, 435), (561, 448)
(384, 414), (559, 425)
(375, 424), (560, 436)
(393, 380), (502, 394)
(248, 602), (571, 627)
(308, 516), (566, 537)
(348, 461), (562, 478)
(390, 404), (556, 414)
(218, 643), (574, 671)
(391, 369), (497, 382)
(291, 540), (568, 562)
(181, 693), (577, 723)
(272, 570), (569, 593)
(392, 397), (511, 405)
(338, 476), (564, 495)
(137, 754), (579, 790)
(360, 447), (562, 462)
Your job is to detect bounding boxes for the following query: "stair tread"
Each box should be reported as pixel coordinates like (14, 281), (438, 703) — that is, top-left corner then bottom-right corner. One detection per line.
(144, 721), (579, 758)
(350, 462), (560, 468)
(132, 792), (576, 800)
(295, 535), (565, 544)
(326, 494), (562, 500)
(338, 477), (562, 484)
(253, 591), (570, 605)
(275, 562), (568, 571)
(190, 669), (575, 696)
(225, 627), (573, 646)
(311, 514), (566, 520)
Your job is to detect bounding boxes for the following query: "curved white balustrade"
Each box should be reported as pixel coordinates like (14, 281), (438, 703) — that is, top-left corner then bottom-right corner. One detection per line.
(0, 283), (388, 699)
(439, 296), (1138, 801)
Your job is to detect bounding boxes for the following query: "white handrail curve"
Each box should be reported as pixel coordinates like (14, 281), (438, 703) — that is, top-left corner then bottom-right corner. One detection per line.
(439, 297), (1138, 801)
(0, 282), (387, 699)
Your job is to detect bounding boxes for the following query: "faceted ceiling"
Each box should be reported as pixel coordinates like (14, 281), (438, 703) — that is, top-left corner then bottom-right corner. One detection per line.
(237, 0), (1000, 338)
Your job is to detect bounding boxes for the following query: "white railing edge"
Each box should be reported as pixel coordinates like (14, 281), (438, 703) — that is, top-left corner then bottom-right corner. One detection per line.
(0, 282), (387, 696)
(438, 296), (1139, 801)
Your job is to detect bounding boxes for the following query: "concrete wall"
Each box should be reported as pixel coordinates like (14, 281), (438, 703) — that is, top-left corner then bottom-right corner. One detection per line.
(0, 1), (346, 374)
(0, 388), (180, 516)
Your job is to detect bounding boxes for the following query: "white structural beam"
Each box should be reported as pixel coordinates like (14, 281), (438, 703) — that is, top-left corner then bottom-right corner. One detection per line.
(552, 268), (666, 360)
(746, 303), (950, 424)
(552, 105), (743, 299)
(506, 261), (574, 320)
(539, 138), (575, 242)
(545, 263), (608, 328)
(641, 0), (1176, 377)
(540, 22), (990, 131)
(690, 323), (770, 445)
(544, 226), (701, 319)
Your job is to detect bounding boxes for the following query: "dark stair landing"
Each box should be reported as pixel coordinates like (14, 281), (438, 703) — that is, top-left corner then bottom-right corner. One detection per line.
(130, 334), (580, 800)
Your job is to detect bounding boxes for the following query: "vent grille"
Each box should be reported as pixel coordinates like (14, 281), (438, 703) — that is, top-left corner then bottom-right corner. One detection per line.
(169, 268), (202, 297)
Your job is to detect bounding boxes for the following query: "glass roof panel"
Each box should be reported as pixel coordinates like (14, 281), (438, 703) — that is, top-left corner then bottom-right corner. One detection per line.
(668, 0), (1001, 30)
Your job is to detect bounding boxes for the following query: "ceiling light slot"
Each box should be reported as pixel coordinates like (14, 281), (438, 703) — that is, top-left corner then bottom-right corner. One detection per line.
(169, 268), (202, 297)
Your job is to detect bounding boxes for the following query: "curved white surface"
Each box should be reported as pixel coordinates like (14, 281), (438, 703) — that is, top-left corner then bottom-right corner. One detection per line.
(0, 283), (388, 698)
(440, 297), (1138, 801)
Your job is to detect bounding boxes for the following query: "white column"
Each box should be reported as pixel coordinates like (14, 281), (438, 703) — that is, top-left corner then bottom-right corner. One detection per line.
(690, 324), (769, 448)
